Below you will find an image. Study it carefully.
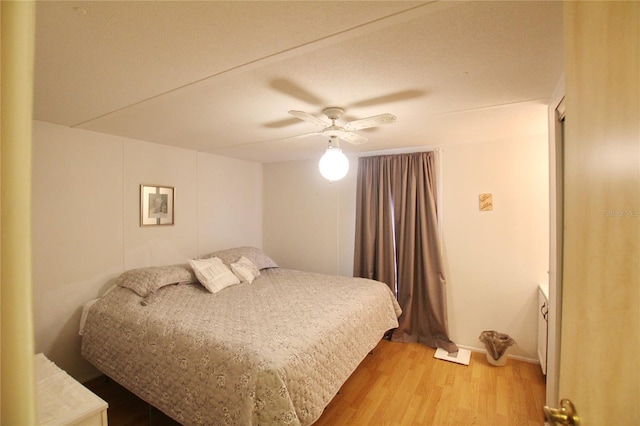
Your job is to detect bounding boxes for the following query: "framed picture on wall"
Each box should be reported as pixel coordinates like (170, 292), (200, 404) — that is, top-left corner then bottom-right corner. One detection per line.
(140, 184), (174, 226)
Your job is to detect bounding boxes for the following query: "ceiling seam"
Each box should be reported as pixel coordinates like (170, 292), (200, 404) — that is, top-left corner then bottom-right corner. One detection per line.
(71, 1), (449, 128)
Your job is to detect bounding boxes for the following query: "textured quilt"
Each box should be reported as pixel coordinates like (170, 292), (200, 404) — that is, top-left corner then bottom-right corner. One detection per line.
(81, 268), (401, 425)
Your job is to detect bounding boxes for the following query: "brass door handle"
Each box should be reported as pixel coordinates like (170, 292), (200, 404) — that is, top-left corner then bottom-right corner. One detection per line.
(543, 399), (580, 425)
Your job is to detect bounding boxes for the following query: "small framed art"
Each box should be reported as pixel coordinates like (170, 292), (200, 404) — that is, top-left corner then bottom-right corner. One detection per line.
(479, 193), (493, 211)
(140, 184), (174, 226)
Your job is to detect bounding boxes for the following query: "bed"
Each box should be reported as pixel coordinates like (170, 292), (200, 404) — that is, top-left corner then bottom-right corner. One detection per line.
(81, 247), (401, 425)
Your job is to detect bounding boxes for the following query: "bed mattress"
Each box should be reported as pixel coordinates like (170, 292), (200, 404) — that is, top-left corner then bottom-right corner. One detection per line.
(81, 267), (401, 425)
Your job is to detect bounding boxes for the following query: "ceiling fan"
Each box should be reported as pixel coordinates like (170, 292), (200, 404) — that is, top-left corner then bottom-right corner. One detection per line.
(286, 107), (397, 182)
(287, 107), (397, 144)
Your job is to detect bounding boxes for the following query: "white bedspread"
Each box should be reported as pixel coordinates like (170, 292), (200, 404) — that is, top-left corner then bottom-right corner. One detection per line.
(81, 268), (401, 425)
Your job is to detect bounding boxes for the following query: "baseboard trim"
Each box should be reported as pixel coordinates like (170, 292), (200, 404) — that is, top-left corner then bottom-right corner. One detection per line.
(456, 344), (540, 365)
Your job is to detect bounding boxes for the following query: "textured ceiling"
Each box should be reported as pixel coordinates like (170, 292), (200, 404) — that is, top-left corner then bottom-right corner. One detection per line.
(34, 1), (564, 163)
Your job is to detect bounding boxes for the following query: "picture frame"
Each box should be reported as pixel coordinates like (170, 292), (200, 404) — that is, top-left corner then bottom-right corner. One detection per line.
(479, 193), (493, 211)
(140, 184), (175, 226)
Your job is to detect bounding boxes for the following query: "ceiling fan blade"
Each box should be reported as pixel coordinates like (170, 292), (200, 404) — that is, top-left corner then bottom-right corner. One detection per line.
(288, 110), (329, 127)
(339, 132), (368, 145)
(344, 113), (397, 131)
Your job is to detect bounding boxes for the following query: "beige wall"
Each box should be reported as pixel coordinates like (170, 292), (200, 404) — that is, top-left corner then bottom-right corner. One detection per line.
(441, 134), (549, 359)
(263, 120), (549, 360)
(263, 157), (358, 277)
(31, 121), (263, 381)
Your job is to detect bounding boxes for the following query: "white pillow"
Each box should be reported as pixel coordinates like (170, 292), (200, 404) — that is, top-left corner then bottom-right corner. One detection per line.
(188, 257), (240, 293)
(230, 256), (261, 284)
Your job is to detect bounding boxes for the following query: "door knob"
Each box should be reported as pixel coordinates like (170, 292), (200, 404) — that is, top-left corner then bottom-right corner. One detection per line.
(543, 399), (580, 425)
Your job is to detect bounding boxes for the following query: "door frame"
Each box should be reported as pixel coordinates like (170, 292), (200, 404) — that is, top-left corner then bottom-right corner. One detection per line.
(546, 77), (565, 409)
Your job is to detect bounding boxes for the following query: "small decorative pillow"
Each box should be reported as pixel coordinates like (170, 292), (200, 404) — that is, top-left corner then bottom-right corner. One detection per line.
(117, 264), (197, 298)
(230, 256), (261, 284)
(188, 257), (240, 293)
(201, 246), (278, 270)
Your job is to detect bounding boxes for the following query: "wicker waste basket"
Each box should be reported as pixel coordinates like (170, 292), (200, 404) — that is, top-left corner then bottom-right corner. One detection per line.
(479, 330), (515, 366)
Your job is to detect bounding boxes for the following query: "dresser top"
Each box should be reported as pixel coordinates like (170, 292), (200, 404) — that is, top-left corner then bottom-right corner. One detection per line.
(35, 353), (108, 425)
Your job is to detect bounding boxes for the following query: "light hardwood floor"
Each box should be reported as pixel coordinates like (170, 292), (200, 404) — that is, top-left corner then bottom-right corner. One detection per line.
(85, 339), (546, 425)
(315, 339), (546, 425)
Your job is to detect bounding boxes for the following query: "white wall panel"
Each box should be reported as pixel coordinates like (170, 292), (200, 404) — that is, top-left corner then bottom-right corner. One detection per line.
(32, 122), (124, 380)
(440, 134), (549, 360)
(31, 121), (263, 381)
(196, 152), (263, 255)
(263, 158), (357, 275)
(122, 139), (198, 269)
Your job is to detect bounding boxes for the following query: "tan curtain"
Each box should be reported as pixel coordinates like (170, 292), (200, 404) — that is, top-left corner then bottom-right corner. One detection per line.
(354, 152), (457, 353)
(353, 156), (397, 293)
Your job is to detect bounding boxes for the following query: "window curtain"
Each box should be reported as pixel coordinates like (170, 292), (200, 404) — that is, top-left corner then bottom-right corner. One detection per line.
(354, 152), (457, 353)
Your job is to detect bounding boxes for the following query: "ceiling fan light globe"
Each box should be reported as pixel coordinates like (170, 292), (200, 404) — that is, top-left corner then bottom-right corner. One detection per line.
(319, 147), (349, 182)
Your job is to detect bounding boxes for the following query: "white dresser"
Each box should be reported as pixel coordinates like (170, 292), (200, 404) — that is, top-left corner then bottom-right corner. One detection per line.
(35, 353), (108, 426)
(537, 283), (549, 375)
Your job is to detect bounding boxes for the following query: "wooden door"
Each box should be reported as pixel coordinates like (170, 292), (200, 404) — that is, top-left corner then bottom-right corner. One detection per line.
(552, 3), (639, 425)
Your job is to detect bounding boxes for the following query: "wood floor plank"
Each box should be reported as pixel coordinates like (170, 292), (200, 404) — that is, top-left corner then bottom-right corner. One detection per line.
(84, 338), (546, 425)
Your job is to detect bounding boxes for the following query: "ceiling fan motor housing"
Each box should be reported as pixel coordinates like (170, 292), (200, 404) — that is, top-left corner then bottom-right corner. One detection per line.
(323, 107), (345, 121)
